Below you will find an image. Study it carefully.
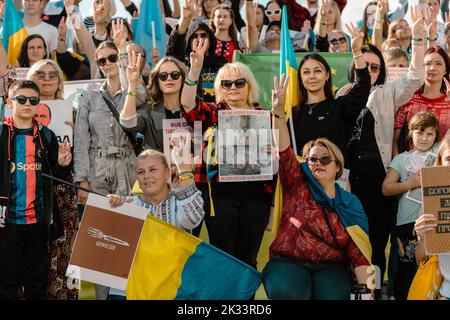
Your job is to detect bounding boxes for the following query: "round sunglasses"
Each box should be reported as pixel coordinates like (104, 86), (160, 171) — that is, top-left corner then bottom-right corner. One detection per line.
(265, 9), (281, 16)
(306, 156), (336, 166)
(221, 78), (247, 90)
(12, 95), (40, 106)
(157, 71), (181, 81)
(97, 54), (119, 66)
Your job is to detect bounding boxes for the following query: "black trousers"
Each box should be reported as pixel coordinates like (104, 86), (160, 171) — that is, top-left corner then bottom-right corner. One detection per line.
(349, 154), (395, 283)
(0, 222), (49, 300)
(393, 222), (418, 300)
(198, 182), (271, 269)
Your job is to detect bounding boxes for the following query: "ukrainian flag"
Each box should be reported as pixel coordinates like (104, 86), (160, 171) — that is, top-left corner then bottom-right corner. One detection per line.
(1, 0), (27, 65)
(279, 5), (299, 119)
(126, 216), (262, 300)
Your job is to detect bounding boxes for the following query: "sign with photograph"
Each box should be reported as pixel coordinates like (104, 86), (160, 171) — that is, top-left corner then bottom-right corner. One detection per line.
(218, 109), (273, 182)
(422, 166), (450, 255)
(14, 68), (30, 80)
(63, 79), (104, 110)
(4, 99), (73, 145)
(66, 193), (147, 290)
(163, 119), (202, 171)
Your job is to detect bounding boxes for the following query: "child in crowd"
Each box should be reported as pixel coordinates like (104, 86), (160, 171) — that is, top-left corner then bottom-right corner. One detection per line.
(382, 112), (441, 300)
(0, 80), (72, 299)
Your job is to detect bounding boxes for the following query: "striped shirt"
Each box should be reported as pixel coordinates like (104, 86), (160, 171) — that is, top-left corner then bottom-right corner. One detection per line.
(7, 127), (44, 224)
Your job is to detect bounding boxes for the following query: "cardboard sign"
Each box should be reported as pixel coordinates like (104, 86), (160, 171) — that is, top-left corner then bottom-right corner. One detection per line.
(218, 109), (273, 182)
(66, 194), (147, 290)
(386, 67), (408, 82)
(422, 166), (450, 255)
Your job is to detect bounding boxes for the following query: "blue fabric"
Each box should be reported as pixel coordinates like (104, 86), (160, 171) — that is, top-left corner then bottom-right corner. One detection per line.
(300, 162), (369, 234)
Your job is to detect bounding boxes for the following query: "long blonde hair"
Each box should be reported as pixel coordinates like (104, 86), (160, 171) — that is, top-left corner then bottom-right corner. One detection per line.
(27, 59), (64, 99)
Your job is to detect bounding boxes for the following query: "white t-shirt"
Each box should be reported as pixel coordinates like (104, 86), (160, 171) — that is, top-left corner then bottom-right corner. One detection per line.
(25, 21), (58, 54)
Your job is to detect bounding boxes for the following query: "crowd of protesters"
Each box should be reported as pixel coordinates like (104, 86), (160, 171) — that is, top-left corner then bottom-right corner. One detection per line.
(0, 0), (450, 301)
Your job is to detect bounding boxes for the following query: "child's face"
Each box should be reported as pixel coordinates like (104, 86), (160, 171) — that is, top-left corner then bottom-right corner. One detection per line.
(412, 126), (437, 152)
(386, 57), (408, 68)
(7, 88), (40, 122)
(441, 149), (450, 166)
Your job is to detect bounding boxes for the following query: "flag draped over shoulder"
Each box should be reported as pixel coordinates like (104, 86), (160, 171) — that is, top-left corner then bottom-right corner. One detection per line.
(132, 0), (167, 67)
(126, 216), (262, 300)
(1, 0), (28, 65)
(279, 5), (298, 119)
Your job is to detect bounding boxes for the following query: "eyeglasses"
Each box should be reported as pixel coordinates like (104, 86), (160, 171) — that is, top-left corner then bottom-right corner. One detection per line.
(97, 54), (118, 66)
(12, 95), (40, 106)
(265, 9), (281, 16)
(221, 78), (247, 89)
(329, 37), (347, 46)
(192, 32), (208, 39)
(157, 71), (181, 81)
(368, 63), (381, 73)
(307, 156), (336, 166)
(35, 70), (59, 80)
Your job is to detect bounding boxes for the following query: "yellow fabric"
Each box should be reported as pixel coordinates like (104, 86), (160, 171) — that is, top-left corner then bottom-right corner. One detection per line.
(407, 256), (443, 300)
(204, 127), (217, 216)
(8, 28), (27, 65)
(284, 63), (299, 119)
(126, 215), (201, 299)
(346, 225), (372, 264)
(131, 180), (143, 196)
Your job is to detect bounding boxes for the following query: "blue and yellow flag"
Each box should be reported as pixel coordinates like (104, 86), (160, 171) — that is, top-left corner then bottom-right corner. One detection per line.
(126, 216), (262, 300)
(279, 5), (299, 119)
(1, 0), (27, 65)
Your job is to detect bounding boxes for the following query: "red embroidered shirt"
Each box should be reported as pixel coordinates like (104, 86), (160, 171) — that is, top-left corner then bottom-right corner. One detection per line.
(215, 39), (237, 63)
(269, 148), (369, 269)
(394, 92), (450, 146)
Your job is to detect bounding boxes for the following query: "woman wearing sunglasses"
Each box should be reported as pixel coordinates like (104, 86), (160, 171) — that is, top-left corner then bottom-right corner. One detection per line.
(73, 40), (145, 300)
(120, 51), (186, 152)
(314, 0), (349, 53)
(336, 6), (426, 298)
(25, 59), (79, 300)
(181, 39), (272, 271)
(266, 76), (373, 299)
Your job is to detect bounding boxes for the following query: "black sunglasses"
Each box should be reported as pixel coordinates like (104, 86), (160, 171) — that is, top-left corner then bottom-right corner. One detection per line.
(368, 63), (381, 73)
(307, 156), (336, 166)
(192, 32), (208, 39)
(97, 54), (119, 66)
(221, 78), (247, 90)
(12, 95), (40, 106)
(329, 37), (347, 45)
(157, 71), (181, 81)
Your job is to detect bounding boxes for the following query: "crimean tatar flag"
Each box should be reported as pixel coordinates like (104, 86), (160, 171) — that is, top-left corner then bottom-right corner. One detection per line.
(279, 5), (299, 119)
(1, 0), (27, 65)
(126, 216), (262, 300)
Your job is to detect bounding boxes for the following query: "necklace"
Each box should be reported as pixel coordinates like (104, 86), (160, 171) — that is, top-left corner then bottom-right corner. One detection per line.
(306, 102), (320, 115)
(166, 106), (180, 114)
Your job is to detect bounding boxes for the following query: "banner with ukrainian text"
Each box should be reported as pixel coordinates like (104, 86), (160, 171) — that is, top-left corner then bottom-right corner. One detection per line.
(235, 52), (353, 110)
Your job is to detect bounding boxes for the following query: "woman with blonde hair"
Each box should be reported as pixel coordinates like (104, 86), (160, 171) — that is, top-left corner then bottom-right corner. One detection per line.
(181, 39), (272, 270)
(27, 59), (64, 100)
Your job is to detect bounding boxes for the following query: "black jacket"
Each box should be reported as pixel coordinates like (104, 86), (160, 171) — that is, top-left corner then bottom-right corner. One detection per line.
(166, 21), (227, 102)
(0, 117), (69, 240)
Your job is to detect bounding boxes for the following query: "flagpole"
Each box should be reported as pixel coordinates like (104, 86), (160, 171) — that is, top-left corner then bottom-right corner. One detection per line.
(42, 173), (106, 197)
(288, 116), (298, 156)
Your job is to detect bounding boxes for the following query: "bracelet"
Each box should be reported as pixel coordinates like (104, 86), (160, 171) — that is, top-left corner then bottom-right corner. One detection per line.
(353, 52), (363, 59)
(118, 52), (129, 58)
(271, 111), (286, 119)
(178, 174), (194, 182)
(126, 91), (137, 96)
(178, 170), (193, 176)
(59, 38), (66, 42)
(185, 77), (198, 86)
(411, 36), (423, 42)
(427, 34), (438, 41)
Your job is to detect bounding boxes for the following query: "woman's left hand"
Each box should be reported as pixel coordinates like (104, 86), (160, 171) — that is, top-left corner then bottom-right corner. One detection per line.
(112, 19), (128, 52)
(58, 141), (72, 167)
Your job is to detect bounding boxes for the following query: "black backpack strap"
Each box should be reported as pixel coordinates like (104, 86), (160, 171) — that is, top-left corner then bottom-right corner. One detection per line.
(100, 92), (142, 156)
